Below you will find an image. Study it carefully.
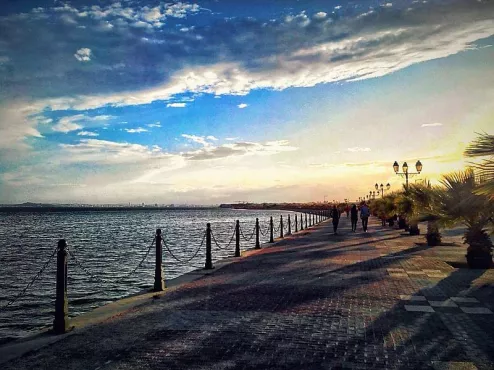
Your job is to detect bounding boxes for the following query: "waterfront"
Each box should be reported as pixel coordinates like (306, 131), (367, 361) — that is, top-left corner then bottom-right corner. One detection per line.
(0, 208), (294, 343)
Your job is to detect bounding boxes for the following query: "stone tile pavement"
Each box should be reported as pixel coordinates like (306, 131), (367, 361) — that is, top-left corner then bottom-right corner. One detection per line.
(2, 217), (493, 369)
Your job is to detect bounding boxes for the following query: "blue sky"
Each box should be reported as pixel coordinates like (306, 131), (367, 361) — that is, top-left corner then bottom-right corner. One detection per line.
(0, 0), (493, 204)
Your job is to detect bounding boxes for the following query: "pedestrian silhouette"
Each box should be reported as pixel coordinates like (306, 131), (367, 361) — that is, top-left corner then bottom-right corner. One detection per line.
(350, 204), (358, 232)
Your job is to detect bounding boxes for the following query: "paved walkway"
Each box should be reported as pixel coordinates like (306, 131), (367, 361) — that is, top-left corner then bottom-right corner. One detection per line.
(2, 217), (494, 370)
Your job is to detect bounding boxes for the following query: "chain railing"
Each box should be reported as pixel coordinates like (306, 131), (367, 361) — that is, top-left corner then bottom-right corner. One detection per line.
(211, 227), (236, 250)
(1, 246), (58, 310)
(162, 232), (206, 265)
(239, 225), (256, 242)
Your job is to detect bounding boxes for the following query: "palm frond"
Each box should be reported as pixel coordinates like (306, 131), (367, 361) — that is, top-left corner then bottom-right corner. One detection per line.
(464, 132), (494, 158)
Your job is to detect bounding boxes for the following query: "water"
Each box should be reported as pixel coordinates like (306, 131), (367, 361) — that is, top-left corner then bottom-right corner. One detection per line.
(0, 208), (297, 344)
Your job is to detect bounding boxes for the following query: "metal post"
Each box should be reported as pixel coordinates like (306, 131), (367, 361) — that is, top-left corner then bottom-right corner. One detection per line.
(295, 214), (298, 232)
(205, 223), (214, 269)
(269, 216), (274, 243)
(288, 215), (291, 235)
(54, 239), (68, 334)
(300, 214), (304, 230)
(235, 220), (240, 257)
(280, 215), (284, 238)
(255, 218), (260, 249)
(154, 229), (165, 291)
(305, 213), (308, 229)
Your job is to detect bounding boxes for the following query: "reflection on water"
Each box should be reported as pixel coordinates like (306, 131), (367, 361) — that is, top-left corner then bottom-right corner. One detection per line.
(0, 208), (294, 343)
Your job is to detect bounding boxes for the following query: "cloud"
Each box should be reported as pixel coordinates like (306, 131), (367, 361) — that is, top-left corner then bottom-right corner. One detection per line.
(206, 136), (218, 141)
(74, 48), (91, 62)
(347, 147), (371, 152)
(125, 127), (148, 133)
(421, 122), (443, 127)
(182, 140), (298, 161)
(313, 12), (327, 19)
(147, 122), (161, 127)
(77, 131), (99, 137)
(225, 137), (238, 141)
(52, 115), (84, 133)
(167, 102), (187, 108)
(181, 134), (211, 147)
(238, 103), (248, 109)
(0, 105), (43, 150)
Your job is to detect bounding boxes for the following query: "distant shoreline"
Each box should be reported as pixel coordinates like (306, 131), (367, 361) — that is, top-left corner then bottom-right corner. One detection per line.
(0, 206), (219, 213)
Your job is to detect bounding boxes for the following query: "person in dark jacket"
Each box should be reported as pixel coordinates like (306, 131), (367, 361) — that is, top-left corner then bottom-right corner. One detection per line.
(331, 205), (340, 235)
(350, 204), (358, 232)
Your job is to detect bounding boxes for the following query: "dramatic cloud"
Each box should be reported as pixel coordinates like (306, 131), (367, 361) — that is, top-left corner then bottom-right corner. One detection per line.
(74, 48), (92, 62)
(125, 127), (148, 133)
(421, 122), (443, 127)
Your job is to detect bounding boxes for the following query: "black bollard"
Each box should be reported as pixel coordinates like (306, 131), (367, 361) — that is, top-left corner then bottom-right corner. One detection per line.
(300, 213), (304, 230)
(269, 217), (274, 243)
(255, 218), (261, 249)
(235, 220), (240, 257)
(280, 215), (284, 239)
(295, 214), (298, 232)
(154, 229), (165, 291)
(305, 213), (308, 229)
(205, 223), (214, 269)
(288, 215), (291, 235)
(53, 239), (68, 334)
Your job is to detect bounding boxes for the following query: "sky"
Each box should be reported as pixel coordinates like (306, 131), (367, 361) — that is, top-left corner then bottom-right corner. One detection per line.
(0, 0), (493, 205)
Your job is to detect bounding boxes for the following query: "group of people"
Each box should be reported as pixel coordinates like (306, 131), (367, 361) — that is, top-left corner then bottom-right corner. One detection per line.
(330, 202), (370, 235)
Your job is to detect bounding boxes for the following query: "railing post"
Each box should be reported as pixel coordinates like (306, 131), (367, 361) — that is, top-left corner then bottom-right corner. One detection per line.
(235, 220), (241, 257)
(280, 215), (284, 238)
(295, 214), (298, 232)
(255, 218), (260, 249)
(288, 215), (291, 235)
(269, 216), (274, 243)
(300, 213), (303, 230)
(305, 213), (308, 229)
(154, 229), (165, 291)
(54, 239), (68, 334)
(205, 223), (214, 269)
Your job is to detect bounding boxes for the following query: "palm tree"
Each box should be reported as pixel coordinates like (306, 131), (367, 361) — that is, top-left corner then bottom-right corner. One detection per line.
(407, 180), (442, 246)
(433, 169), (494, 268)
(464, 132), (494, 199)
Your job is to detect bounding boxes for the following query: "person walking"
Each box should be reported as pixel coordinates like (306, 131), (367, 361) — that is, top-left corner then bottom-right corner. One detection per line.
(350, 204), (358, 232)
(360, 202), (370, 232)
(331, 205), (340, 235)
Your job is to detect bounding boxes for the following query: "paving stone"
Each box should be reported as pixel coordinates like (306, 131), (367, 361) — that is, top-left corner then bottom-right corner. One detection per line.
(429, 300), (459, 308)
(460, 307), (493, 315)
(404, 305), (435, 313)
(451, 297), (480, 303)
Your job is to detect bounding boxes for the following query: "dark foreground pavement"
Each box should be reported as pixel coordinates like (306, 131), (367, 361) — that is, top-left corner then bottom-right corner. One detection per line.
(2, 217), (494, 370)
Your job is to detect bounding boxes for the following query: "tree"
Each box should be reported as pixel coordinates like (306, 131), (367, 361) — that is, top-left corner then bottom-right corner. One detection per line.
(464, 132), (494, 200)
(433, 169), (494, 268)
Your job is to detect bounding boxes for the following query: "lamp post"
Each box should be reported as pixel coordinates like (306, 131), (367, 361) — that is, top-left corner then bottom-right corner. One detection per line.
(374, 183), (391, 198)
(393, 160), (422, 190)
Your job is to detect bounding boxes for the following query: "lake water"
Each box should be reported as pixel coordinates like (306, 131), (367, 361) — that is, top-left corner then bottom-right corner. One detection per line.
(0, 208), (302, 344)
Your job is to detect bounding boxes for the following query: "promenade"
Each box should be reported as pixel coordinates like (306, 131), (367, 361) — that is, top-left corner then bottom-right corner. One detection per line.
(2, 217), (494, 370)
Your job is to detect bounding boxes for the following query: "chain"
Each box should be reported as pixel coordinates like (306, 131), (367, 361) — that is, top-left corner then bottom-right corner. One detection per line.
(239, 225), (256, 242)
(162, 232), (205, 265)
(1, 246), (58, 310)
(259, 221), (270, 236)
(211, 228), (236, 250)
(120, 237), (156, 280)
(67, 248), (105, 283)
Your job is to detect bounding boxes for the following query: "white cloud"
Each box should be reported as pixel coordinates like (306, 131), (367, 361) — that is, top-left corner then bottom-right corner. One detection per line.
(0, 105), (43, 150)
(421, 122), (443, 127)
(125, 127), (148, 133)
(182, 134), (211, 147)
(77, 131), (99, 136)
(52, 115), (85, 133)
(313, 12), (327, 19)
(225, 137), (238, 141)
(74, 48), (91, 62)
(238, 103), (248, 109)
(383, 3), (393, 7)
(147, 122), (161, 127)
(347, 147), (371, 152)
(167, 102), (187, 108)
(334, 6), (342, 10)
(206, 136), (218, 141)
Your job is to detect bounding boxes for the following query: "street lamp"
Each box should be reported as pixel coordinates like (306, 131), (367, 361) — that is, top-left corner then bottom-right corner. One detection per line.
(393, 160), (422, 189)
(374, 183), (391, 197)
